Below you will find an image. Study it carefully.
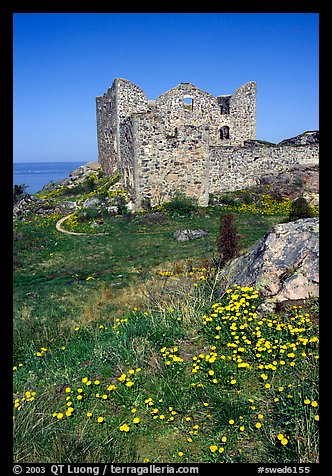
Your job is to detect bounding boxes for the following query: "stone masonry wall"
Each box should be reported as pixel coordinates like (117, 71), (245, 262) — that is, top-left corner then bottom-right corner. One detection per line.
(96, 85), (117, 175)
(96, 79), (318, 208)
(132, 117), (210, 207)
(96, 78), (148, 175)
(209, 142), (319, 194)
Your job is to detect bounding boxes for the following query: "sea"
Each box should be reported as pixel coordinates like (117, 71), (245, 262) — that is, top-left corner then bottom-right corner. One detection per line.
(13, 162), (85, 195)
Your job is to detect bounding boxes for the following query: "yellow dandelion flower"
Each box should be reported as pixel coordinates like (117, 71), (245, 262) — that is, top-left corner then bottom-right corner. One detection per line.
(133, 417), (140, 424)
(119, 423), (130, 432)
(210, 445), (218, 453)
(57, 413), (64, 420)
(97, 417), (104, 423)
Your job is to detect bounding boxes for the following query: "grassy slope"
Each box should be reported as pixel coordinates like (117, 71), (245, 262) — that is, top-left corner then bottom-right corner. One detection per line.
(13, 190), (319, 464)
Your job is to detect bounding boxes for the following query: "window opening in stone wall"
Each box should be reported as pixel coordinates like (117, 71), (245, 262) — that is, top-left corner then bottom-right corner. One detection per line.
(220, 126), (230, 140)
(183, 97), (194, 111)
(219, 97), (230, 115)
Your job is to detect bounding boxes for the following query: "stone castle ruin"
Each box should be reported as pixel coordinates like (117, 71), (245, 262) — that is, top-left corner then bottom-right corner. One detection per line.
(96, 78), (319, 207)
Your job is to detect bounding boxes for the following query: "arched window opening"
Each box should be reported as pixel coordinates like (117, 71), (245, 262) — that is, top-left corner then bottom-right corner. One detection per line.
(220, 126), (230, 140)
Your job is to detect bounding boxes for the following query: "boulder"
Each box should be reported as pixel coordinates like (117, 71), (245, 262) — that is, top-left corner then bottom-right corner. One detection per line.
(218, 217), (319, 308)
(55, 201), (77, 214)
(173, 229), (209, 241)
(82, 197), (102, 209)
(13, 194), (40, 219)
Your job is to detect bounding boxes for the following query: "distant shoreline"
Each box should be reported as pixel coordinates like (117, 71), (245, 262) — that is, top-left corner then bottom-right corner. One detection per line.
(13, 161), (86, 194)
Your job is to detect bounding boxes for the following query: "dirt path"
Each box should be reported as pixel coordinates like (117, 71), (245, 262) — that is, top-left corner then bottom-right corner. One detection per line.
(55, 214), (88, 236)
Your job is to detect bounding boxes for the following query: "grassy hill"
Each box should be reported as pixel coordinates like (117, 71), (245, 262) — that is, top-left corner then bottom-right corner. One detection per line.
(13, 178), (319, 464)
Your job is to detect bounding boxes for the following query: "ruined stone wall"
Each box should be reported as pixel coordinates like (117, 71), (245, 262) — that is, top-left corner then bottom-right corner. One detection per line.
(96, 78), (148, 175)
(131, 117), (210, 207)
(116, 78), (149, 121)
(209, 142), (319, 194)
(119, 117), (136, 199)
(96, 79), (318, 209)
(96, 84), (117, 175)
(228, 82), (256, 144)
(152, 81), (256, 146)
(97, 80), (257, 177)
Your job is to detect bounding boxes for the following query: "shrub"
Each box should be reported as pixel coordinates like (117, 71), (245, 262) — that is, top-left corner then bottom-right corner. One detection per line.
(240, 191), (253, 204)
(13, 184), (29, 204)
(163, 194), (198, 216)
(62, 183), (85, 196)
(219, 194), (238, 207)
(288, 196), (313, 221)
(217, 213), (240, 264)
(83, 175), (97, 193)
(141, 197), (152, 211)
(77, 208), (101, 222)
(115, 196), (128, 215)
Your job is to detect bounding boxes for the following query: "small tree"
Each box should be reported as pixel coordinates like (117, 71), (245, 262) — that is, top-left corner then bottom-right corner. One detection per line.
(217, 213), (240, 265)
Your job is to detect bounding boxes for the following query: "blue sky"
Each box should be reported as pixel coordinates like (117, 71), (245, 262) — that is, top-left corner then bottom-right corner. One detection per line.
(13, 13), (319, 163)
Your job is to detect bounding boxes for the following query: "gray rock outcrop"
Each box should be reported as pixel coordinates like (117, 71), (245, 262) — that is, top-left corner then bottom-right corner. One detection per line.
(173, 229), (209, 241)
(218, 217), (319, 307)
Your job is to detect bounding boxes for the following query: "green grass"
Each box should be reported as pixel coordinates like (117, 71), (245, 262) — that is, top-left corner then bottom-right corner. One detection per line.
(13, 185), (319, 463)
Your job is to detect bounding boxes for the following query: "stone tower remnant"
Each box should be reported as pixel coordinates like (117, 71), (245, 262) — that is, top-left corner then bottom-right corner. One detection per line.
(96, 79), (318, 207)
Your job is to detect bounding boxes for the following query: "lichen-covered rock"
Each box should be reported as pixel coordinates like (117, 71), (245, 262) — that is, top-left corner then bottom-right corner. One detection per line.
(218, 217), (319, 307)
(173, 229), (209, 241)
